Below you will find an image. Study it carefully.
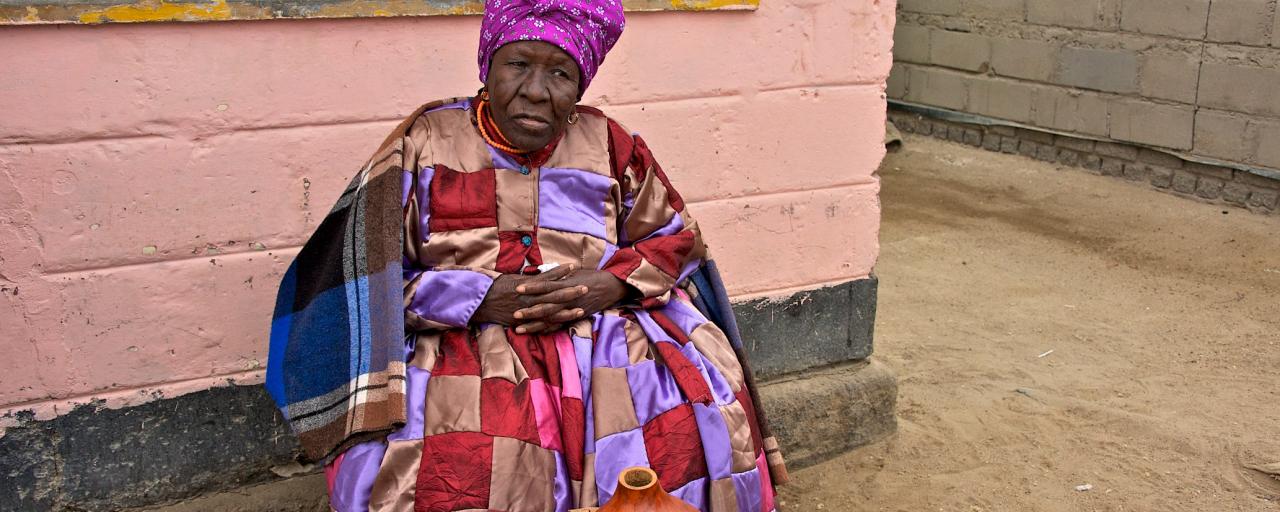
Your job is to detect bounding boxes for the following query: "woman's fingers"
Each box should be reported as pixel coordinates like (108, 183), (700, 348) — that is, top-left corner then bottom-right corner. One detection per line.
(515, 264), (577, 294)
(520, 285), (588, 309)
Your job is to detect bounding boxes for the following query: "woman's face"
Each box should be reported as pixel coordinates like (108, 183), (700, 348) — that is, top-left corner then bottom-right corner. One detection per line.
(485, 41), (581, 152)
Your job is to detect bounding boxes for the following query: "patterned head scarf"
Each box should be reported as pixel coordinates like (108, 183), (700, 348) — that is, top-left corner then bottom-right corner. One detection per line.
(478, 0), (626, 94)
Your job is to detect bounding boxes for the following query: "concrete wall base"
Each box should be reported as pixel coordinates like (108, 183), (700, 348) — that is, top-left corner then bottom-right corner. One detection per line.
(130, 358), (899, 511)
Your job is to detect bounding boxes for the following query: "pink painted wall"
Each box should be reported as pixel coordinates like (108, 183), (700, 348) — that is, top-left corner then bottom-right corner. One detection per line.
(0, 0), (895, 422)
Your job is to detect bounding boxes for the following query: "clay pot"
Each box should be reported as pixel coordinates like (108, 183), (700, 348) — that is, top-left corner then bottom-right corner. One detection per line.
(595, 467), (698, 512)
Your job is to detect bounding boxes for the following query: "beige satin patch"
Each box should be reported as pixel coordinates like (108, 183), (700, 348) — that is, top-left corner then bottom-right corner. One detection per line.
(422, 375), (481, 435)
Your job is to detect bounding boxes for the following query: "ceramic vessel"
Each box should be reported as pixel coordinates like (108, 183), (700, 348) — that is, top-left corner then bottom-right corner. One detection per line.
(593, 467), (698, 512)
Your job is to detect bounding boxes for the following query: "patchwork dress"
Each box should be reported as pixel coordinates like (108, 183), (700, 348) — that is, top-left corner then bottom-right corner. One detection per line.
(325, 98), (779, 512)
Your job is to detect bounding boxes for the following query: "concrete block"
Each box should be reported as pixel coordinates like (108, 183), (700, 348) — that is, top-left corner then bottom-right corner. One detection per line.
(1140, 54), (1201, 103)
(1222, 182), (1252, 205)
(1108, 100), (1194, 150)
(1055, 47), (1139, 93)
(1000, 136), (1020, 153)
(930, 30), (992, 72)
(1207, 0), (1272, 45)
(1018, 128), (1055, 144)
(760, 360), (898, 469)
(1138, 148), (1185, 169)
(1199, 63), (1280, 117)
(1019, 140), (1041, 158)
(964, 128), (983, 146)
(968, 79), (1035, 123)
(1150, 166), (1176, 188)
(1027, 0), (1112, 28)
(1083, 154), (1104, 171)
(1196, 177), (1225, 198)
(905, 67), (969, 110)
(962, 0), (1026, 20)
(1123, 163), (1150, 181)
(1095, 141), (1139, 160)
(612, 86), (888, 204)
(738, 278), (878, 380)
(1194, 110), (1254, 162)
(1172, 171), (1200, 193)
(1032, 87), (1109, 136)
(991, 38), (1056, 81)
(1036, 144), (1059, 162)
(1253, 121), (1280, 169)
(1101, 158), (1126, 176)
(893, 24), (931, 63)
(1184, 162), (1234, 181)
(899, 0), (961, 15)
(887, 64), (909, 99)
(1121, 0), (1211, 38)
(949, 126), (968, 143)
(696, 184), (881, 295)
(1235, 171), (1280, 190)
(983, 133), (1003, 152)
(1275, 10), (1280, 47)
(0, 123), (388, 272)
(1055, 136), (1095, 153)
(1057, 150), (1081, 167)
(1249, 189), (1279, 209)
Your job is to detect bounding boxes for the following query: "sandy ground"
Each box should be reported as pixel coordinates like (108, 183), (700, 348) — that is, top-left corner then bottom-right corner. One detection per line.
(777, 136), (1280, 512)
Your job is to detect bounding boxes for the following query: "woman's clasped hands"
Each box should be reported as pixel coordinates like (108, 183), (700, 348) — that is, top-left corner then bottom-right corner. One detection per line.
(473, 263), (629, 334)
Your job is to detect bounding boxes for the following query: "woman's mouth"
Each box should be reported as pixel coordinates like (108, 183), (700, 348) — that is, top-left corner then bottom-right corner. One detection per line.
(512, 115), (550, 131)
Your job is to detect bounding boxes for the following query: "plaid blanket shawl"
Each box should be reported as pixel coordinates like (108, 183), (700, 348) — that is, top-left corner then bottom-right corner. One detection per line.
(267, 103), (788, 482)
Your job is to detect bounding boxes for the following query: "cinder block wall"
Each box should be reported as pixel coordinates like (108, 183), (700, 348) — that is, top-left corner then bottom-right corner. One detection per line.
(890, 0), (1280, 176)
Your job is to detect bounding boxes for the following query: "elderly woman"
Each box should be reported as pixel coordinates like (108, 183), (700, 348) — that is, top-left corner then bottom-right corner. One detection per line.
(267, 1), (785, 510)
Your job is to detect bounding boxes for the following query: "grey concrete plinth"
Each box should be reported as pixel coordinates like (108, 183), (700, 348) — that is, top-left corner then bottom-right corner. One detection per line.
(759, 358), (898, 470)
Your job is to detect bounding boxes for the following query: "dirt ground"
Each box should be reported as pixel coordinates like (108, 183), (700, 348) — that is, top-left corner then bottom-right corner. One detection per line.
(777, 136), (1280, 511)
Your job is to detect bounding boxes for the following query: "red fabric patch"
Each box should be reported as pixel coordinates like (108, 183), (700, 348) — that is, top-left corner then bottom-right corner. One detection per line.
(601, 248), (643, 283)
(606, 118), (635, 182)
(497, 231), (536, 274)
(634, 230), (695, 278)
(649, 310), (692, 345)
(507, 331), (547, 382)
(433, 330), (481, 376)
(427, 166), (497, 232)
(536, 334), (562, 389)
(560, 396), (586, 480)
(735, 388), (765, 456)
(642, 404), (709, 492)
(631, 135), (686, 211)
(416, 431), (493, 512)
(653, 342), (713, 405)
(480, 377), (541, 446)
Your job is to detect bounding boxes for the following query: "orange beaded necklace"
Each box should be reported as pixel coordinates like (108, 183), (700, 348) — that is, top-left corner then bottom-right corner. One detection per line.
(476, 96), (530, 155)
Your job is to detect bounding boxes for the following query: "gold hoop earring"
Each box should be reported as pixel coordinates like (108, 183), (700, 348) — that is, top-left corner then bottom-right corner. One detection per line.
(478, 88), (490, 101)
(567, 111), (580, 125)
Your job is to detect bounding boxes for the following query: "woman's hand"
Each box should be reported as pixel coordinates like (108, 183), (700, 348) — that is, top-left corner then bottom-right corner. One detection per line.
(472, 264), (630, 334)
(473, 264), (586, 331)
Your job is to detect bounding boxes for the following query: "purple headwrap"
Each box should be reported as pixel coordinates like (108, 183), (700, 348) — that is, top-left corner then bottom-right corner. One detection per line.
(478, 0), (626, 94)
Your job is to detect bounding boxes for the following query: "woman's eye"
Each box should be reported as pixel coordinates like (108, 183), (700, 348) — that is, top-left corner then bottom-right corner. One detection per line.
(508, 61), (527, 68)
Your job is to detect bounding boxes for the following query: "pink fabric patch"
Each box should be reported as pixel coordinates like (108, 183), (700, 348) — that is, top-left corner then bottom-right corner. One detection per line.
(529, 378), (565, 451)
(757, 452), (776, 512)
(325, 451), (346, 495)
(553, 332), (583, 400)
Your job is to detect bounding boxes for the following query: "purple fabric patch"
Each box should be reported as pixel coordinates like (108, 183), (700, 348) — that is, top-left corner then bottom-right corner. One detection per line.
(330, 440), (387, 512)
(632, 310), (676, 346)
(414, 166), (435, 240)
(553, 451), (572, 512)
(597, 243), (618, 270)
(731, 467), (764, 512)
(658, 300), (708, 338)
(670, 477), (708, 511)
(625, 359), (683, 425)
(677, 257), (702, 283)
(592, 428), (650, 504)
(426, 99), (470, 114)
(488, 146), (522, 171)
(591, 314), (632, 368)
(583, 394), (596, 454)
(407, 270), (495, 328)
(692, 402), (733, 480)
(401, 169), (414, 208)
(387, 366), (431, 441)
(642, 211), (684, 240)
(539, 167), (612, 240)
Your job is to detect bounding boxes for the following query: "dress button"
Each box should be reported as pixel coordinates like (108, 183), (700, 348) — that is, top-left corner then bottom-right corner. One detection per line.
(519, 165), (531, 175)
(520, 235), (533, 247)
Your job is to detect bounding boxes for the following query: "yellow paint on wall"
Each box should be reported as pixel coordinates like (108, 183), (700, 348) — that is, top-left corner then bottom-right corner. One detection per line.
(668, 0), (758, 10)
(76, 0), (230, 23)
